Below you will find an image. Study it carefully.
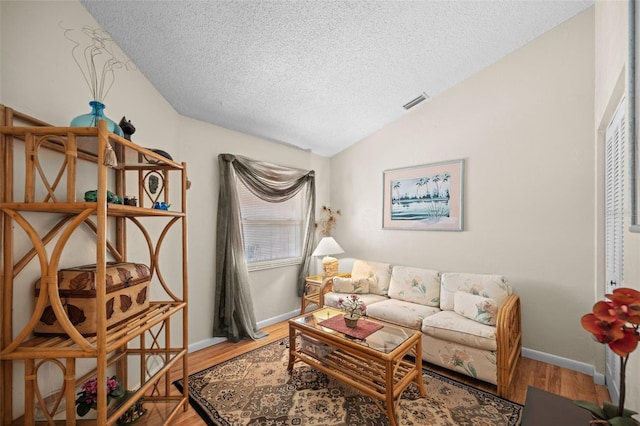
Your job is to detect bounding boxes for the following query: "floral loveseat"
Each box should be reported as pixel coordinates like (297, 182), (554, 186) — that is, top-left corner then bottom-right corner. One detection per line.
(320, 259), (522, 397)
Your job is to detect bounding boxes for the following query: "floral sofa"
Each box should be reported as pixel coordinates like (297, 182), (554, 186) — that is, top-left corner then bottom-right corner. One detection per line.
(321, 259), (522, 397)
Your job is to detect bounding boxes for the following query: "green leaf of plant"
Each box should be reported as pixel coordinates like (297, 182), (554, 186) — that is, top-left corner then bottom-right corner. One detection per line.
(77, 403), (91, 417)
(574, 400), (606, 419)
(604, 401), (623, 419)
(608, 416), (640, 426)
(113, 384), (125, 398)
(111, 375), (126, 398)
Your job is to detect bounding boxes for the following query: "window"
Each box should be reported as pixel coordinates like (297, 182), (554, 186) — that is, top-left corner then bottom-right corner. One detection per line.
(237, 179), (304, 270)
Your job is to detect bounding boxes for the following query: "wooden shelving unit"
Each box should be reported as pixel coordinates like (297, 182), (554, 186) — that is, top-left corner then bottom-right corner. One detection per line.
(0, 105), (189, 425)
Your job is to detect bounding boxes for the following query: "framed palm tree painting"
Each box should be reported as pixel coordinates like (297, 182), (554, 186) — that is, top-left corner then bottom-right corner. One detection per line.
(382, 159), (463, 231)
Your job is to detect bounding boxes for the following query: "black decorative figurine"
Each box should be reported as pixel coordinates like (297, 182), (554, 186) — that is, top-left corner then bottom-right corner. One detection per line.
(119, 116), (136, 141)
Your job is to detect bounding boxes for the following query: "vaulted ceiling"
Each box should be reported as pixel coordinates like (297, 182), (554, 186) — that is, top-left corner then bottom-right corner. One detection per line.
(82, 1), (594, 157)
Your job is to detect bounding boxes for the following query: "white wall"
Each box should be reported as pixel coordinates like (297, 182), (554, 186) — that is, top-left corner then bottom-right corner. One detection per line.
(595, 0), (639, 412)
(331, 8), (597, 366)
(0, 0), (330, 417)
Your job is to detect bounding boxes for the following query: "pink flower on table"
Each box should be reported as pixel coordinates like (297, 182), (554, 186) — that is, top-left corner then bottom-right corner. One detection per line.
(338, 294), (367, 317)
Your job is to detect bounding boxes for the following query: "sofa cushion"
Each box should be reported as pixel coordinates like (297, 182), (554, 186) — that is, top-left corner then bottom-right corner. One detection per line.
(332, 276), (372, 294)
(440, 272), (511, 311)
(350, 260), (392, 296)
(324, 292), (388, 310)
(421, 310), (497, 351)
(454, 291), (499, 326)
(365, 299), (441, 330)
(388, 266), (441, 307)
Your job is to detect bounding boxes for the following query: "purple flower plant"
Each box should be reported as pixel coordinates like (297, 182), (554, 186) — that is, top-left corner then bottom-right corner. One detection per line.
(75, 375), (124, 417)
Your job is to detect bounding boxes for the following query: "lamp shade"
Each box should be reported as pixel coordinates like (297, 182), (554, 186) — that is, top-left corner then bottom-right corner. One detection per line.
(311, 237), (344, 257)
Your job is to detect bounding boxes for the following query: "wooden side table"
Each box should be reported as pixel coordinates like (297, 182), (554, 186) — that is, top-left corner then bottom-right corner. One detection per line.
(300, 273), (349, 314)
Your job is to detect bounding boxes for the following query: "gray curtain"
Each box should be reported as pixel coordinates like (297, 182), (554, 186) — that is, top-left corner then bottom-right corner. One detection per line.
(214, 154), (316, 342)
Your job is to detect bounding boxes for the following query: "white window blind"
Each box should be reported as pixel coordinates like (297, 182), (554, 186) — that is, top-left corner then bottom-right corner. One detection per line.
(237, 180), (304, 270)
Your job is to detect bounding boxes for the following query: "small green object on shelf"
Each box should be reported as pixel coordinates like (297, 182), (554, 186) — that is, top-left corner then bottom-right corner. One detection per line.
(84, 190), (123, 204)
(117, 394), (146, 425)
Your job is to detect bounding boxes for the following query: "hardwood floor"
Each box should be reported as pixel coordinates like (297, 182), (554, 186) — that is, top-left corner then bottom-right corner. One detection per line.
(143, 320), (610, 425)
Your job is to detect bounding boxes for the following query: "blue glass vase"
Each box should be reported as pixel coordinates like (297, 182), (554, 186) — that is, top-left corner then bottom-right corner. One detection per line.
(70, 101), (124, 137)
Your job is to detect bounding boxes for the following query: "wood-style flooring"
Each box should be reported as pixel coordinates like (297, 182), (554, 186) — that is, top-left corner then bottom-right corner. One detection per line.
(143, 320), (610, 425)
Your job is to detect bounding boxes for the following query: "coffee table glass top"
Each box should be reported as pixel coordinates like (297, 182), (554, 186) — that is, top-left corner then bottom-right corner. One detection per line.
(292, 308), (414, 354)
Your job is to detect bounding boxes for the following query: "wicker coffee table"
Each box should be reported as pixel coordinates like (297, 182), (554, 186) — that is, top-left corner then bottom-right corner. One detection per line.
(287, 308), (426, 426)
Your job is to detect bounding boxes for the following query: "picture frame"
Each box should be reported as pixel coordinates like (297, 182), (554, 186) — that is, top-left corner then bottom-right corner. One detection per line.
(382, 159), (464, 231)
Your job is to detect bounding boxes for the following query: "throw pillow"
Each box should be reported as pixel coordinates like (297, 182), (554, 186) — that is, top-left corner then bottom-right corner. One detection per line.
(454, 291), (499, 326)
(440, 272), (510, 311)
(388, 266), (441, 306)
(350, 260), (392, 296)
(332, 277), (371, 294)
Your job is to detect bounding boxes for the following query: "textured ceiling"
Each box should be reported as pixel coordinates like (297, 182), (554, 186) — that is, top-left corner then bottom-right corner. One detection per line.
(81, 1), (594, 157)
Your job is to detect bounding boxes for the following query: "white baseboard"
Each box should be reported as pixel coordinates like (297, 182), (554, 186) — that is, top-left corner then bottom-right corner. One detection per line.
(188, 337), (227, 353)
(188, 309), (300, 353)
(522, 347), (605, 385)
(256, 309), (300, 329)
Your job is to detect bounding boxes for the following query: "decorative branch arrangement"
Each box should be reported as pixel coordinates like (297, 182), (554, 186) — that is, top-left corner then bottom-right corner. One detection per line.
(62, 23), (136, 102)
(316, 205), (340, 236)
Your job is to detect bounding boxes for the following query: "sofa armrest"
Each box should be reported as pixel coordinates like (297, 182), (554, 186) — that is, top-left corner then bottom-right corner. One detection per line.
(318, 277), (333, 308)
(495, 294), (522, 397)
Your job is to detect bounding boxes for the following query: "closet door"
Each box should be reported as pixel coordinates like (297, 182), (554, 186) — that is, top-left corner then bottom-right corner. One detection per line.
(604, 97), (625, 403)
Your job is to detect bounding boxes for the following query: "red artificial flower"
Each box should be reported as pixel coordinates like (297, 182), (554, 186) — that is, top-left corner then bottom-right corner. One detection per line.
(579, 288), (640, 421)
(607, 288), (640, 325)
(592, 300), (618, 322)
(582, 291), (640, 357)
(581, 313), (625, 344)
(610, 329), (640, 357)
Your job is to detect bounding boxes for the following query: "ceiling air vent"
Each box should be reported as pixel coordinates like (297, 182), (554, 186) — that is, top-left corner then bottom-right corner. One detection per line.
(403, 93), (430, 110)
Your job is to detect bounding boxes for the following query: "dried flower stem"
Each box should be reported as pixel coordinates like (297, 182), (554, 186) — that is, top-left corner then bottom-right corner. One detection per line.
(316, 205), (340, 237)
(62, 23), (135, 102)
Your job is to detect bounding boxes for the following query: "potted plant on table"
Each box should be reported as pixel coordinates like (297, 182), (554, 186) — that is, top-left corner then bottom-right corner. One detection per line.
(577, 288), (640, 425)
(338, 294), (366, 328)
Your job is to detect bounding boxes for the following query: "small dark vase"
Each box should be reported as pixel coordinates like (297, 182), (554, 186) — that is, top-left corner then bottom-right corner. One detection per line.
(71, 101), (124, 137)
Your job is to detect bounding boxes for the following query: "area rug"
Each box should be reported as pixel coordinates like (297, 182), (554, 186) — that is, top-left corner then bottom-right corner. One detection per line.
(173, 338), (522, 426)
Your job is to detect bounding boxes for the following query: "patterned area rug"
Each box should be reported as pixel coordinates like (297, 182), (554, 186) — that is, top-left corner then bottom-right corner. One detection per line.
(173, 338), (522, 426)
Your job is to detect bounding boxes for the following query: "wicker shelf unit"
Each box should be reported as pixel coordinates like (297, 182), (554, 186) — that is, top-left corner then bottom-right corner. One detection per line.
(0, 105), (189, 425)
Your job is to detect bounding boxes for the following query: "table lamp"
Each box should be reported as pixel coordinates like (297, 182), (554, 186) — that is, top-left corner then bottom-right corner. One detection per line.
(312, 237), (344, 278)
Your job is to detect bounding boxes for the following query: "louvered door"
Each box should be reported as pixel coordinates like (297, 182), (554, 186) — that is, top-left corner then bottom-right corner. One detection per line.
(604, 97), (625, 403)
